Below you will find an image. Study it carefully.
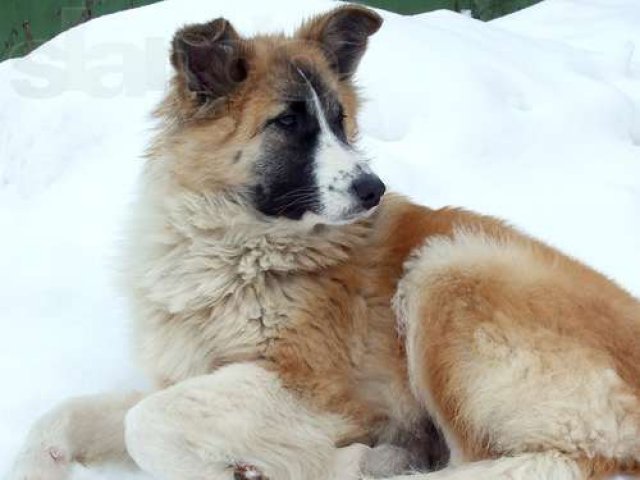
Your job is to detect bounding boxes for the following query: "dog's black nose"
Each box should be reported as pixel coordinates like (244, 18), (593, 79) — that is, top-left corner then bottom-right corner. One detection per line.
(351, 173), (386, 210)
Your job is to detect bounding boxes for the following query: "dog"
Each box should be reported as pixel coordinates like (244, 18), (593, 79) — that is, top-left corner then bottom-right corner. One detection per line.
(8, 4), (640, 480)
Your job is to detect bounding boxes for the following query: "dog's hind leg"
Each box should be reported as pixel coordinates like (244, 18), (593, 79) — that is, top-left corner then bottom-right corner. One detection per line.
(124, 362), (364, 480)
(6, 392), (143, 480)
(393, 232), (640, 479)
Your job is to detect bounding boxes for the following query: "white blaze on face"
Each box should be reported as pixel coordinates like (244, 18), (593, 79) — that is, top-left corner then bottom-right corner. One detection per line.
(306, 83), (372, 223)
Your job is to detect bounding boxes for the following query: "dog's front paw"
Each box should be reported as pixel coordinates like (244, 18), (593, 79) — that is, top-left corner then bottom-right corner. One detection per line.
(360, 444), (411, 478)
(5, 445), (71, 480)
(331, 444), (372, 480)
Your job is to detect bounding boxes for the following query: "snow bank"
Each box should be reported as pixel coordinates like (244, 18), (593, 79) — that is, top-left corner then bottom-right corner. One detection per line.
(1, 0), (639, 477)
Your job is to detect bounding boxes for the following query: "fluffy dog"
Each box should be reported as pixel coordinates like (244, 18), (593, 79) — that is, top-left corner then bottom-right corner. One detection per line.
(8, 5), (640, 480)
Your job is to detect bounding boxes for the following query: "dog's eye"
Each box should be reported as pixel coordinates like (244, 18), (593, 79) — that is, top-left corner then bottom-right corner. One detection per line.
(334, 106), (347, 129)
(273, 114), (297, 130)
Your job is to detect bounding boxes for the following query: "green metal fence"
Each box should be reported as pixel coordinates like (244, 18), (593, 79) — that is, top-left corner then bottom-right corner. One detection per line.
(354, 0), (540, 18)
(1, 0), (542, 61)
(1, 0), (161, 60)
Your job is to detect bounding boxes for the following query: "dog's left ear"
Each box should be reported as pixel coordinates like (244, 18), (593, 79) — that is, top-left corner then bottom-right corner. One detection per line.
(171, 18), (247, 101)
(297, 5), (383, 80)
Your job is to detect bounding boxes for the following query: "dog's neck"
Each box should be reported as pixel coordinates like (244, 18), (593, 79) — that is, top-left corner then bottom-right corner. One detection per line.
(168, 190), (371, 272)
(127, 177), (372, 313)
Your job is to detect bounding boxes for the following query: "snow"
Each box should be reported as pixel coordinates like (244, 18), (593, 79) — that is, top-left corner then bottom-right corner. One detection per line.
(0, 0), (639, 477)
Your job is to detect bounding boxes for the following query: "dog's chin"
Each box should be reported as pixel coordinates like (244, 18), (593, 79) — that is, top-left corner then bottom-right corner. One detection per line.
(301, 205), (378, 227)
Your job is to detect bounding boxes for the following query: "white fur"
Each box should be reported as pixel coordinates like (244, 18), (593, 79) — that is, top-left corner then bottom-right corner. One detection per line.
(124, 362), (363, 480)
(302, 72), (372, 223)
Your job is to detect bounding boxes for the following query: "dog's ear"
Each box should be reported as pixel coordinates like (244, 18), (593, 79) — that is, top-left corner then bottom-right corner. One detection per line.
(296, 5), (382, 80)
(171, 18), (248, 101)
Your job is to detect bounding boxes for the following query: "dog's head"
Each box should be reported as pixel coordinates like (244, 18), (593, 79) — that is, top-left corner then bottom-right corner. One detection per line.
(157, 6), (384, 225)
